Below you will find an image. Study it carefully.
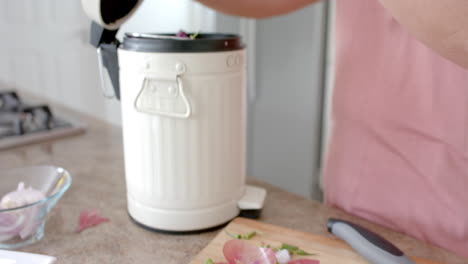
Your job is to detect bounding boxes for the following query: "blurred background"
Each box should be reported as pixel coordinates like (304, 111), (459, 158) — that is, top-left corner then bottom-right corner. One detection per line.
(0, 0), (336, 201)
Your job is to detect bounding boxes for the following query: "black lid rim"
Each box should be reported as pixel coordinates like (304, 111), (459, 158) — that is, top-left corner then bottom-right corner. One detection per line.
(121, 32), (244, 53)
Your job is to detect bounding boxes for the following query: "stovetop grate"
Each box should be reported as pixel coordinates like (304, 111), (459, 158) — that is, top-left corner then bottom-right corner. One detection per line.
(0, 91), (85, 149)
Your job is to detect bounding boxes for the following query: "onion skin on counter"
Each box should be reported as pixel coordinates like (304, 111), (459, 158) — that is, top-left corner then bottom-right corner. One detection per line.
(76, 209), (109, 233)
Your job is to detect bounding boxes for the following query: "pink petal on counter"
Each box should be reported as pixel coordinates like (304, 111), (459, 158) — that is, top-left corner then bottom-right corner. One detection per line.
(223, 239), (276, 264)
(288, 259), (320, 264)
(75, 209), (109, 233)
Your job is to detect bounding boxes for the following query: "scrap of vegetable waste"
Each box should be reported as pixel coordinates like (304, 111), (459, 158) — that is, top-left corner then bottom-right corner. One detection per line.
(226, 230), (257, 240)
(0, 182), (46, 241)
(205, 231), (320, 264)
(176, 30), (199, 39)
(0, 182), (45, 209)
(76, 209), (109, 233)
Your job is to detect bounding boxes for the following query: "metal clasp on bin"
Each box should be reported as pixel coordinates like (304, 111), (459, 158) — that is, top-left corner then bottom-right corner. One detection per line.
(134, 62), (191, 119)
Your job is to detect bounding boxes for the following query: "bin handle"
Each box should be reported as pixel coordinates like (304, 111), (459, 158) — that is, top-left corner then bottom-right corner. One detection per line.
(133, 75), (192, 119)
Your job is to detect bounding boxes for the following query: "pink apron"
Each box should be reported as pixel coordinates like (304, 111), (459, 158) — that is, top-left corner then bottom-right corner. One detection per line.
(324, 0), (468, 257)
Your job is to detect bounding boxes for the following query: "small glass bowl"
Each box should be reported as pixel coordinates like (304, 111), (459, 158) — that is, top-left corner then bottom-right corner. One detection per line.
(0, 166), (72, 249)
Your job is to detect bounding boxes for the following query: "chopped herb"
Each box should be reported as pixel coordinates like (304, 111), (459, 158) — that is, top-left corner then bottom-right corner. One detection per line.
(205, 258), (214, 264)
(226, 231), (242, 239)
(226, 230), (257, 240)
(224, 232), (316, 259)
(296, 249), (315, 256)
(190, 32), (199, 40)
(280, 243), (315, 256)
(260, 244), (279, 251)
(243, 231), (257, 240)
(280, 243), (299, 252)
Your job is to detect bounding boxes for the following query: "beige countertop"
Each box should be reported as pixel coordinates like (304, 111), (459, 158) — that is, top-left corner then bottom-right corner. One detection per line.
(0, 110), (466, 264)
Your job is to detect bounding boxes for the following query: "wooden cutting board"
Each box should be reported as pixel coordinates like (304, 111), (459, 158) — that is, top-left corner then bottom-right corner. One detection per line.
(191, 217), (440, 264)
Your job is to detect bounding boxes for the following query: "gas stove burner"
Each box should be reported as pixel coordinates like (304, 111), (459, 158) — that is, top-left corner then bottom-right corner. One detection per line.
(0, 91), (22, 112)
(18, 105), (54, 134)
(0, 90), (86, 149)
(0, 92), (55, 137)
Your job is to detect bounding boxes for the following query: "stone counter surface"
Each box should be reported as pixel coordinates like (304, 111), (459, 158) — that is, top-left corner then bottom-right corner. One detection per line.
(0, 110), (466, 264)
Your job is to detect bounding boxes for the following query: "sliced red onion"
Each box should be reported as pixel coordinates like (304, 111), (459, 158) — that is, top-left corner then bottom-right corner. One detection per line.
(18, 207), (41, 239)
(223, 239), (277, 264)
(0, 182), (46, 241)
(276, 249), (291, 264)
(0, 212), (26, 242)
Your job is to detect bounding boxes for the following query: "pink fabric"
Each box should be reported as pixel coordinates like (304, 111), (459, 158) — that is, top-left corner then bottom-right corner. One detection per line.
(324, 0), (468, 258)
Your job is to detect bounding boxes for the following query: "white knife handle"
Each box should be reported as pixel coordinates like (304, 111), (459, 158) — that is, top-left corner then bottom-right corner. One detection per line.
(327, 218), (415, 264)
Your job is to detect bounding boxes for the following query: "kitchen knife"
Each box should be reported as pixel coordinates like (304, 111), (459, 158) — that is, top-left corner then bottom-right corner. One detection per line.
(327, 218), (416, 264)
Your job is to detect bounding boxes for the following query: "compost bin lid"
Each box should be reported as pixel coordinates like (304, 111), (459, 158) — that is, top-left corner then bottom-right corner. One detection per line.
(121, 33), (244, 53)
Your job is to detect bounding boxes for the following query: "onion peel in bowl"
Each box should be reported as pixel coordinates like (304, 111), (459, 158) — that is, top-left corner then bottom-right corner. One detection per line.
(0, 182), (46, 242)
(0, 182), (45, 209)
(0, 213), (26, 242)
